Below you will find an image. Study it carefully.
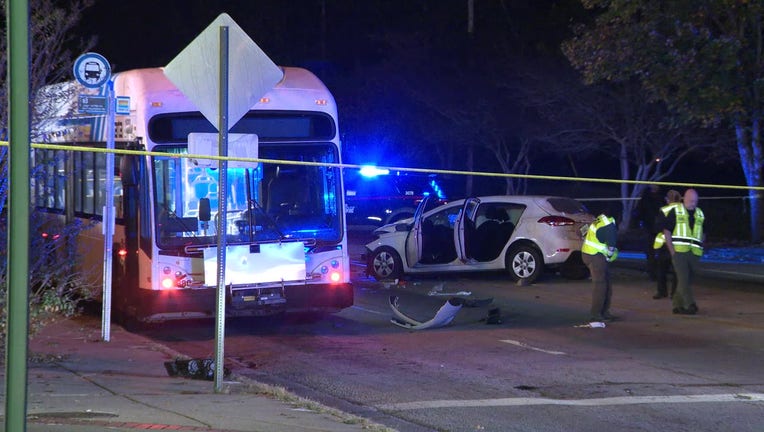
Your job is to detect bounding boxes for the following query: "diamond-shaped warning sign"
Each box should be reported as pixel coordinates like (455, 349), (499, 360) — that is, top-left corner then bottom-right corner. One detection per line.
(163, 13), (284, 131)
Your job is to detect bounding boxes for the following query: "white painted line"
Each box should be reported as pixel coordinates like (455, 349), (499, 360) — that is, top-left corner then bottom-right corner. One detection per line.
(703, 268), (764, 279)
(499, 339), (566, 356)
(351, 305), (387, 316)
(377, 393), (764, 411)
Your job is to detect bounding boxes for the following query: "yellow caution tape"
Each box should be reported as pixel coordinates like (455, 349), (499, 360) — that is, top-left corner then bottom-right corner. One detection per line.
(2, 140), (763, 192)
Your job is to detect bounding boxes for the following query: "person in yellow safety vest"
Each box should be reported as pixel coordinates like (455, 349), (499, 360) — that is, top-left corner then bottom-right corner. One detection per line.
(581, 213), (619, 323)
(651, 189), (682, 300)
(657, 188), (705, 315)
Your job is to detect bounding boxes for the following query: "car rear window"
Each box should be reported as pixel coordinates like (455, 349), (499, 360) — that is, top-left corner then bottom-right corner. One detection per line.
(546, 197), (589, 214)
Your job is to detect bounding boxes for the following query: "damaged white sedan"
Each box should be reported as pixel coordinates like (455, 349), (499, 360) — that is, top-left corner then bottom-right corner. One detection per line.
(364, 195), (593, 284)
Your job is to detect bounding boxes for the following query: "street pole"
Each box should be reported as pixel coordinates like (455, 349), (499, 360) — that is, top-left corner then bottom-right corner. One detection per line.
(5, 0), (31, 430)
(102, 78), (116, 342)
(214, 25), (230, 393)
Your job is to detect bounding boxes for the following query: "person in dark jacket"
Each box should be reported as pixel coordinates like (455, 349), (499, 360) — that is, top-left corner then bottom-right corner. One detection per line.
(635, 184), (664, 280)
(651, 189), (682, 299)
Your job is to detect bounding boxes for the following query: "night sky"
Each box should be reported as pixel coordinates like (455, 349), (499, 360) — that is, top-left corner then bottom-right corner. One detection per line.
(79, 1), (458, 72)
(73, 1), (745, 196)
(77, 1), (578, 74)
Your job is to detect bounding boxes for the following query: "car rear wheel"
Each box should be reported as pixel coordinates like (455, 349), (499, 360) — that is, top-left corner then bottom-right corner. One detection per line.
(368, 246), (403, 281)
(506, 245), (544, 284)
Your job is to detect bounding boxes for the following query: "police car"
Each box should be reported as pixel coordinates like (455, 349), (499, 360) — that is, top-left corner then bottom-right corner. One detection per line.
(344, 166), (448, 227)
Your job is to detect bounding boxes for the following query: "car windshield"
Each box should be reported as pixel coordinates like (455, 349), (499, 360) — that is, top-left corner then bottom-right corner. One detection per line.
(153, 143), (342, 249)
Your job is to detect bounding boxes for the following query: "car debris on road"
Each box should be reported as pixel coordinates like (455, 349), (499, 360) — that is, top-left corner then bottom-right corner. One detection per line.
(389, 295), (495, 330)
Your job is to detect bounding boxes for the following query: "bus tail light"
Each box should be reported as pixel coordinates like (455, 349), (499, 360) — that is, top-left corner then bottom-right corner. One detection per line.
(41, 232), (61, 240)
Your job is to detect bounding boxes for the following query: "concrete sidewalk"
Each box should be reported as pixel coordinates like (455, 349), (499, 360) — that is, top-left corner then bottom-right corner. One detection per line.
(0, 315), (389, 432)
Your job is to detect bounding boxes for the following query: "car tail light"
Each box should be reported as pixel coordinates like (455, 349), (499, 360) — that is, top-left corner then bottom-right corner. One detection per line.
(538, 216), (576, 226)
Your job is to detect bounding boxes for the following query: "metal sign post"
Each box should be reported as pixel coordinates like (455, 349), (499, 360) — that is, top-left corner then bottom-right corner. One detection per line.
(73, 52), (114, 342)
(214, 26), (230, 392)
(101, 78), (116, 342)
(163, 12), (284, 393)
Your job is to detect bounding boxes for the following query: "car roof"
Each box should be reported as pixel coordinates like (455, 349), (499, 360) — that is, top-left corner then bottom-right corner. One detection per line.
(444, 195), (576, 204)
(426, 195), (589, 216)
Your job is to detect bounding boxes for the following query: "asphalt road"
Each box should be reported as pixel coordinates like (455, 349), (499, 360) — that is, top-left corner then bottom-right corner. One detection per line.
(141, 233), (764, 432)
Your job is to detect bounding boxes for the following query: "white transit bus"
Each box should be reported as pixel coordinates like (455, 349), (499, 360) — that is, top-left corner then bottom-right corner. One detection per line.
(33, 67), (353, 326)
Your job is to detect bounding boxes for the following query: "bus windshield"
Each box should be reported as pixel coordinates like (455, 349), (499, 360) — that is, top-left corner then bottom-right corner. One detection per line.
(153, 143), (342, 249)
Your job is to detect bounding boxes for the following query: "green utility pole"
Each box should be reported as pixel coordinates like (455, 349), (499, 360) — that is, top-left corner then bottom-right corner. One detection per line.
(4, 0), (31, 431)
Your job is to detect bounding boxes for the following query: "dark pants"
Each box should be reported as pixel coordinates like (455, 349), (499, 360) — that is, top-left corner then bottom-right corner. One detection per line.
(582, 252), (611, 320)
(655, 246), (676, 297)
(644, 230), (657, 279)
(672, 252), (700, 309)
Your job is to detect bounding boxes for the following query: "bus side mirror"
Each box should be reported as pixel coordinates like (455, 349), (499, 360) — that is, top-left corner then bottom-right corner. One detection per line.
(199, 198), (211, 222)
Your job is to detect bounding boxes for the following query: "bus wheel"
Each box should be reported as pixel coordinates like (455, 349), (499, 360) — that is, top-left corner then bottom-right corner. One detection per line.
(368, 247), (403, 281)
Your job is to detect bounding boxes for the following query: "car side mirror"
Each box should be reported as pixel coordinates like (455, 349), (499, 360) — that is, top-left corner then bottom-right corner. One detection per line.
(395, 223), (409, 232)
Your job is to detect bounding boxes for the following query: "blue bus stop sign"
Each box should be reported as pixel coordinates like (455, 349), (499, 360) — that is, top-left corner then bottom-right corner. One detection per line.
(73, 52), (111, 88)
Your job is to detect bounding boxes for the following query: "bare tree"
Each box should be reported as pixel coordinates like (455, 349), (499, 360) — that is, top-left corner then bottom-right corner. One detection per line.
(516, 63), (718, 229)
(1, 0), (94, 213)
(1, 0), (94, 129)
(1, 0), (95, 340)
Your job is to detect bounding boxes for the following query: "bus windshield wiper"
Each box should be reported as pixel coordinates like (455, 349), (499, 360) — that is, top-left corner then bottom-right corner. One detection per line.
(242, 168), (285, 240)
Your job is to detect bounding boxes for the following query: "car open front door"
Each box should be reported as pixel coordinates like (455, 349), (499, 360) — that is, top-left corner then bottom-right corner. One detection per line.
(455, 198), (480, 262)
(404, 195), (430, 267)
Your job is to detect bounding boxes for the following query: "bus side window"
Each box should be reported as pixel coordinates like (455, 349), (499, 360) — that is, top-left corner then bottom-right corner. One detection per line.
(82, 152), (95, 214)
(114, 155), (124, 219)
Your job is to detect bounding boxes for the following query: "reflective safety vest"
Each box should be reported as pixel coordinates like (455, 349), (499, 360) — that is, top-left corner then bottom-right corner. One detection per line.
(582, 214), (616, 259)
(653, 203), (680, 249)
(653, 203), (704, 256)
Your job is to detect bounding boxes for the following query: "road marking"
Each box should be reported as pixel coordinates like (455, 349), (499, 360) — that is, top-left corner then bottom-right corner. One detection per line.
(703, 268), (764, 280)
(377, 393), (764, 411)
(499, 339), (566, 355)
(351, 305), (387, 316)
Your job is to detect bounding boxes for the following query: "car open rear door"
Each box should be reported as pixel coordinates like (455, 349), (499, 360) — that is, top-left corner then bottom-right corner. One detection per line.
(455, 198), (480, 262)
(405, 195), (430, 266)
